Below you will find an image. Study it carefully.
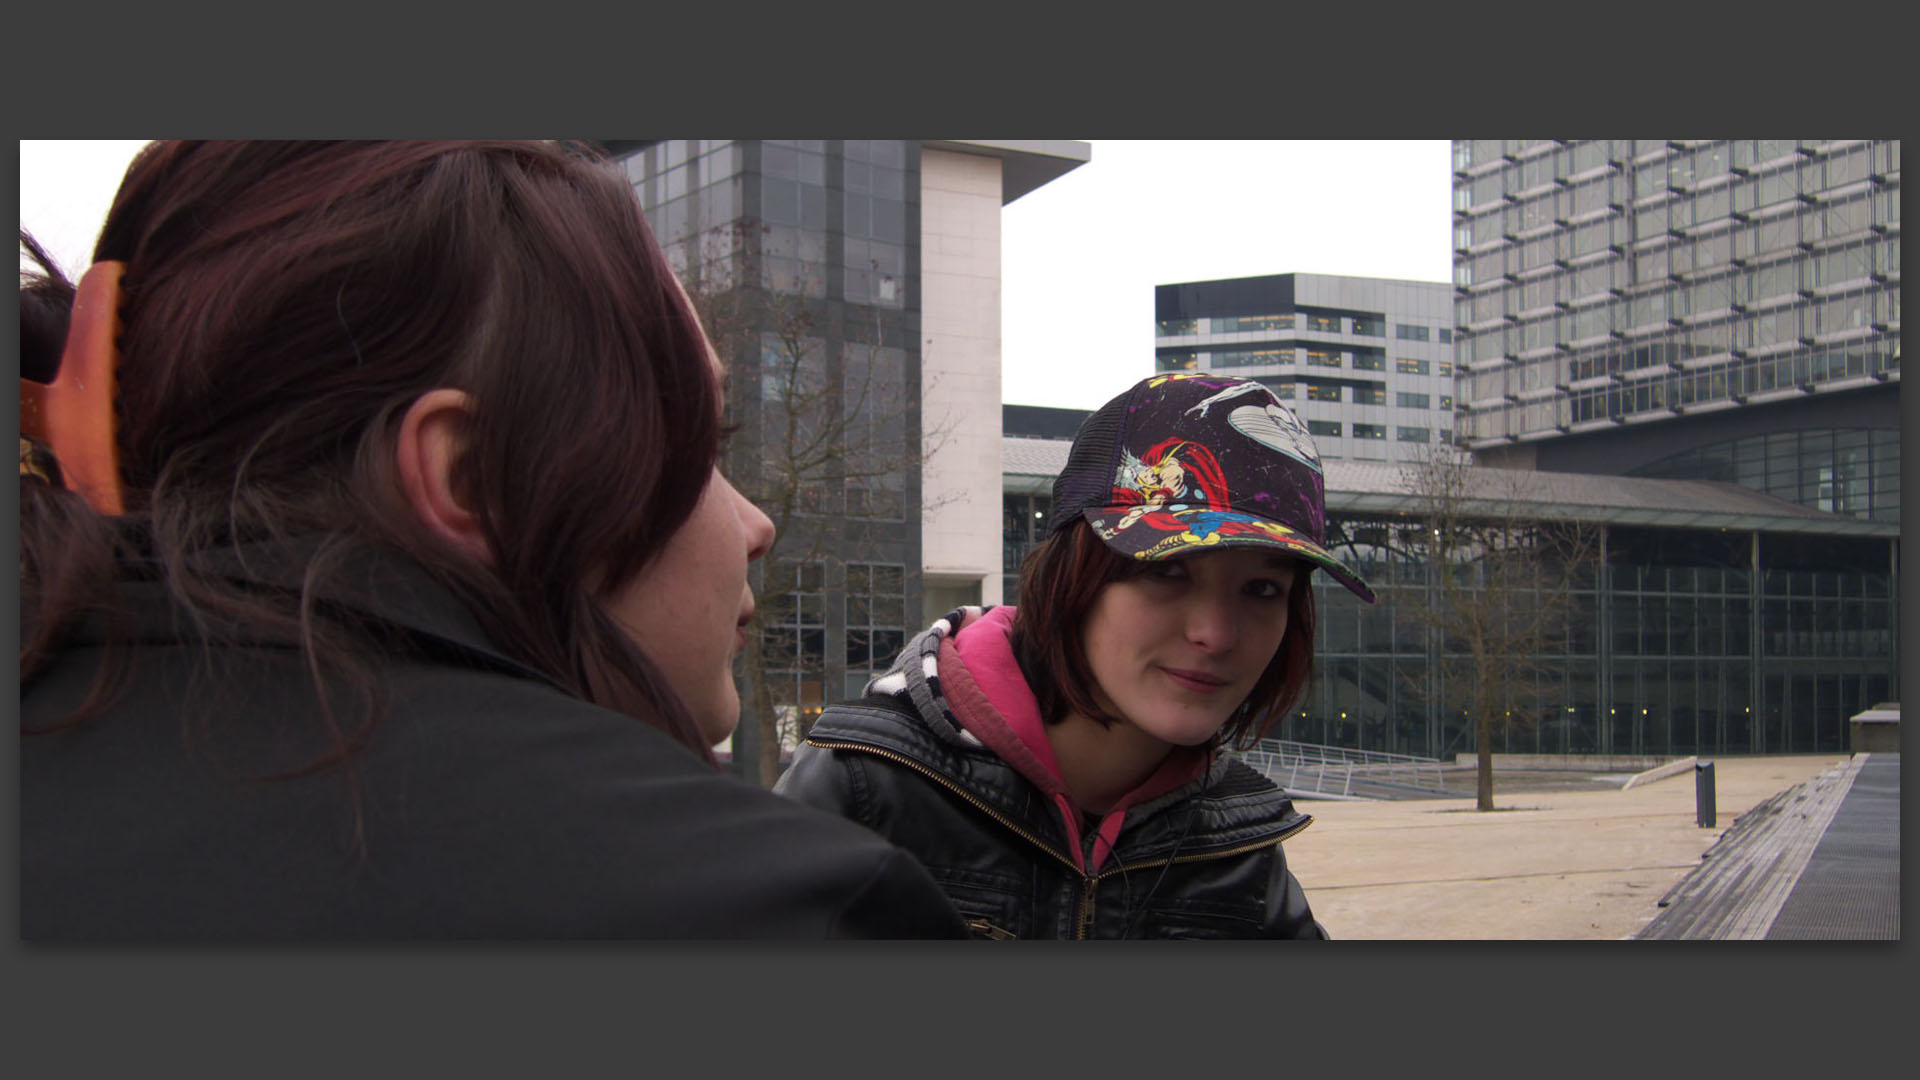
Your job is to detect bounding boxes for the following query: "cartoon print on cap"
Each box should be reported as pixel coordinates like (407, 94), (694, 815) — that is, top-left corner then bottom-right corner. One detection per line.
(1103, 438), (1226, 536)
(1061, 372), (1375, 602)
(1093, 433), (1310, 556)
(1183, 380), (1321, 473)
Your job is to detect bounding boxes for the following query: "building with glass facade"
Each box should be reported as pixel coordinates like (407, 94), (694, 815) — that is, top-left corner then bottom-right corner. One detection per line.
(610, 140), (1088, 765)
(1451, 140), (1900, 524)
(1155, 273), (1458, 465)
(1004, 409), (1899, 761)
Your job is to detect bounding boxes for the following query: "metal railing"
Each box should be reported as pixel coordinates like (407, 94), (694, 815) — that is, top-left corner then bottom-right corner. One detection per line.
(1228, 739), (1449, 799)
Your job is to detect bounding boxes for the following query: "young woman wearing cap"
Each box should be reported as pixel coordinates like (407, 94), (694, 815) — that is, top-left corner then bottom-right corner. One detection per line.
(776, 372), (1377, 939)
(19, 142), (967, 939)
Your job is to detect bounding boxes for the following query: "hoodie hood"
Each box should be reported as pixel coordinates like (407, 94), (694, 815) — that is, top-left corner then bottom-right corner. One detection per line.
(860, 606), (1211, 873)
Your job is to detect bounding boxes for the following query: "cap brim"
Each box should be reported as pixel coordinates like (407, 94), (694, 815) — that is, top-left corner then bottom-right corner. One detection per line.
(1080, 506), (1377, 605)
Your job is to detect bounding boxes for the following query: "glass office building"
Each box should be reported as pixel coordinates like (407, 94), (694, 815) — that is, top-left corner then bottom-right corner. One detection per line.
(1451, 140), (1900, 524)
(615, 139), (926, 754)
(1004, 415), (1899, 761)
(613, 140), (1088, 768)
(1155, 273), (1457, 465)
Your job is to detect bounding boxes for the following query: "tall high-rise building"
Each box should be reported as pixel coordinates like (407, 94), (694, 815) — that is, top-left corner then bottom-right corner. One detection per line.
(1451, 140), (1900, 523)
(1155, 273), (1457, 465)
(608, 139), (1087, 763)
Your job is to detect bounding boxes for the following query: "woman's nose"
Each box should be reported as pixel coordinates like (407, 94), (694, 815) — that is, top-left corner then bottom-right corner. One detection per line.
(743, 498), (775, 562)
(1184, 594), (1238, 654)
(723, 475), (776, 561)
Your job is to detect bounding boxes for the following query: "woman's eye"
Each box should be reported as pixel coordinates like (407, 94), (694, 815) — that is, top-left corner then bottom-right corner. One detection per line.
(1247, 579), (1286, 600)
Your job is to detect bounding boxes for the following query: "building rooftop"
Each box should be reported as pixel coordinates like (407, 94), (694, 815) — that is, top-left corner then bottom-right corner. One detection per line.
(1003, 436), (1898, 538)
(922, 140), (1091, 204)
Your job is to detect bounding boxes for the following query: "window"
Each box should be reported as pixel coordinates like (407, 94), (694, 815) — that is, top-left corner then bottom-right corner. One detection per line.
(1308, 420), (1342, 438)
(1633, 202), (1669, 242)
(1439, 328), (1454, 344)
(1814, 244), (1873, 289)
(1633, 243), (1671, 285)
(1216, 313), (1293, 333)
(1353, 423), (1387, 441)
(1156, 318), (1198, 337)
(1440, 395), (1454, 410)
(1306, 349), (1343, 368)
(1396, 323), (1431, 341)
(1354, 385), (1386, 406)
(1398, 426), (1431, 443)
(1469, 211), (1505, 247)
(1254, 377), (1294, 399)
(842, 344), (907, 520)
(1215, 346), (1293, 368)
(1398, 391), (1431, 409)
(1397, 357), (1431, 374)
(1437, 360), (1454, 376)
(844, 562), (905, 679)
(1156, 351), (1199, 372)
(1634, 157), (1668, 200)
(1353, 349), (1387, 371)
(1307, 383), (1343, 402)
(763, 560), (827, 721)
(1352, 315), (1385, 336)
(1306, 313), (1341, 333)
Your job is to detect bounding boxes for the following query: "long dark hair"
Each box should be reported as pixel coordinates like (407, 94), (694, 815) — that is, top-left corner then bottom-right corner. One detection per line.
(21, 142), (727, 782)
(1008, 519), (1316, 748)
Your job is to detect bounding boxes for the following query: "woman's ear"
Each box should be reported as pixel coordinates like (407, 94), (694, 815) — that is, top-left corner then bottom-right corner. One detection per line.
(395, 388), (493, 566)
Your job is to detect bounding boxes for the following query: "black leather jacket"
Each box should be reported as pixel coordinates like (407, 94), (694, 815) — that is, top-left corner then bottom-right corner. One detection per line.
(776, 633), (1328, 940)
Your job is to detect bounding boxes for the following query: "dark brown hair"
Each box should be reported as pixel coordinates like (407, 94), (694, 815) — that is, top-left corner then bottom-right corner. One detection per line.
(1008, 519), (1316, 748)
(21, 142), (727, 782)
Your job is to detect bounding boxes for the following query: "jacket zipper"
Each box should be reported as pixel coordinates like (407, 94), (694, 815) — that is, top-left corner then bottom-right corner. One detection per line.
(1099, 817), (1312, 879)
(808, 737), (1312, 940)
(965, 917), (1017, 941)
(804, 738), (1084, 876)
(1075, 819), (1313, 938)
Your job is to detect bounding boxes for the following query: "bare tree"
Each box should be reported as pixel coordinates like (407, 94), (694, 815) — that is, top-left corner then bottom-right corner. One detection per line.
(674, 223), (950, 787)
(1394, 443), (1598, 810)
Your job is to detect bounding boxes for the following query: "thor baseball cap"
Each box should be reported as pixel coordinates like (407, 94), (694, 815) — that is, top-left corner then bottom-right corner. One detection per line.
(1047, 372), (1376, 604)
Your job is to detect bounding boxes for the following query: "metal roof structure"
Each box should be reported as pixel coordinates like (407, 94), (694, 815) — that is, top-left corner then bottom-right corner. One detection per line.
(1002, 436), (1898, 539)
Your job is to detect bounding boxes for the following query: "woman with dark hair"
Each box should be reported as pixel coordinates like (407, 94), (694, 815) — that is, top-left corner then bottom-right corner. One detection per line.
(19, 141), (966, 939)
(776, 373), (1376, 938)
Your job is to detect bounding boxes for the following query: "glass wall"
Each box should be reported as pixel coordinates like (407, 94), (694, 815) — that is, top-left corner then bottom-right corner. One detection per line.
(1631, 427), (1900, 523)
(1293, 516), (1897, 758)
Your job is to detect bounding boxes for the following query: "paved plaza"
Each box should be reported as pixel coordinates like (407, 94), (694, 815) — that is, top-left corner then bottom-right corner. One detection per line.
(1281, 752), (1898, 940)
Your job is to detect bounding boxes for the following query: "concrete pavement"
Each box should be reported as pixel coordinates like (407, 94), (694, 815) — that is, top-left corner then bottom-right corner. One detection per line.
(1282, 753), (1861, 939)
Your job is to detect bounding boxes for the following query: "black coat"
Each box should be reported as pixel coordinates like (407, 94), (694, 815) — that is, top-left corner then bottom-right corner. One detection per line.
(778, 693), (1329, 940)
(20, 542), (967, 940)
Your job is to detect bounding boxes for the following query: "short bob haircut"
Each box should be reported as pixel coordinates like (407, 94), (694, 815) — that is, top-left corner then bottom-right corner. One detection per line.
(1007, 518), (1315, 749)
(22, 141), (726, 770)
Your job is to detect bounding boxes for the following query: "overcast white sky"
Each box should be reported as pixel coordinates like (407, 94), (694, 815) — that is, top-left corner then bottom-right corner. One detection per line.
(19, 140), (1454, 411)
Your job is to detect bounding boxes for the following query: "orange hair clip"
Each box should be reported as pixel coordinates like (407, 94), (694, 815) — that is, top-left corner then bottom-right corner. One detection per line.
(19, 261), (127, 516)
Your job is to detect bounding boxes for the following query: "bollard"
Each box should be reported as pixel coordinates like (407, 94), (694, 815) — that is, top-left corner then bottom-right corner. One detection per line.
(1695, 760), (1716, 828)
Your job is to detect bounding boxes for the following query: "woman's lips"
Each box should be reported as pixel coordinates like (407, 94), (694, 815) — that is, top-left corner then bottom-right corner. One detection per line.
(1161, 667), (1229, 693)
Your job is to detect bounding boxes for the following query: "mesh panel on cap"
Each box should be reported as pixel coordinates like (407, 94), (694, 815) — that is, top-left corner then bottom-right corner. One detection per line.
(1046, 390), (1130, 535)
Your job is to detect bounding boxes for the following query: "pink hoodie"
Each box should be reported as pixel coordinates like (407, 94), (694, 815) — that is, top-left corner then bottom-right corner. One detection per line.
(937, 606), (1209, 874)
